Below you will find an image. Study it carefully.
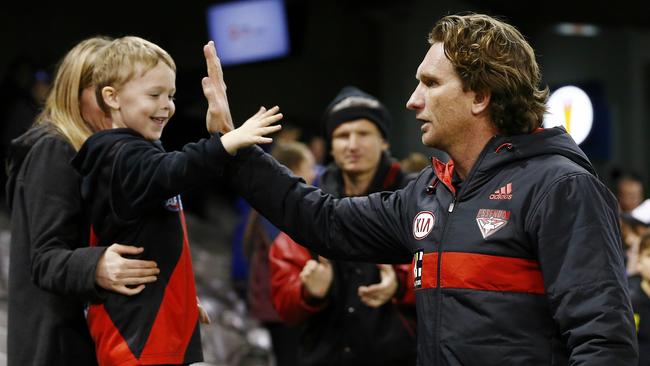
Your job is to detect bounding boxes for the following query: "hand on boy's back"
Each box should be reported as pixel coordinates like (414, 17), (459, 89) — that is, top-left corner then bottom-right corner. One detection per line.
(220, 106), (283, 155)
(202, 41), (234, 134)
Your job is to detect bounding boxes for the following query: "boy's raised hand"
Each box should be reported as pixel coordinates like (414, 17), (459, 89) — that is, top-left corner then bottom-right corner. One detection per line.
(202, 41), (234, 134)
(221, 106), (283, 155)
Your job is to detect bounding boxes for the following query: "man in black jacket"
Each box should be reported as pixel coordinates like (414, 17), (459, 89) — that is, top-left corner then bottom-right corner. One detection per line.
(213, 13), (638, 366)
(268, 86), (417, 366)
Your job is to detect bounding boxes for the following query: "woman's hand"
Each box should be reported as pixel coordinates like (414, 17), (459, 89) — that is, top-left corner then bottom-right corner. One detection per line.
(95, 244), (159, 296)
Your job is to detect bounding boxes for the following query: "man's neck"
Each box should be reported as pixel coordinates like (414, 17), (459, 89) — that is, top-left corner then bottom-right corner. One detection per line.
(446, 119), (496, 180)
(342, 167), (378, 196)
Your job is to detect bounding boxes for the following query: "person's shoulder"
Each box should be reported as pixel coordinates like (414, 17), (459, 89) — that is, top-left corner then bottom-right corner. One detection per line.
(84, 128), (144, 146)
(18, 124), (75, 159)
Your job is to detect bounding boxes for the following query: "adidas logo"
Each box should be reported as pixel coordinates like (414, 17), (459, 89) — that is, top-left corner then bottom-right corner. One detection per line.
(489, 183), (512, 200)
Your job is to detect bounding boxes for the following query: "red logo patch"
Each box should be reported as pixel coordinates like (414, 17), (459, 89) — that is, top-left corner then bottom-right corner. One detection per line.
(476, 209), (510, 239)
(489, 182), (512, 200)
(413, 211), (435, 240)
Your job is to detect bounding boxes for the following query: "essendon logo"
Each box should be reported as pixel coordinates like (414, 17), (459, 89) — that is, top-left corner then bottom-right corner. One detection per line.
(489, 182), (512, 200)
(476, 208), (510, 239)
(164, 195), (183, 212)
(412, 211), (435, 240)
(413, 250), (423, 288)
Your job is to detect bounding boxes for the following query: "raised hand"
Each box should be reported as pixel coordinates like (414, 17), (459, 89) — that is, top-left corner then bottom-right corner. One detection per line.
(95, 243), (159, 296)
(221, 106), (283, 155)
(202, 40), (234, 134)
(300, 256), (333, 299)
(357, 264), (398, 308)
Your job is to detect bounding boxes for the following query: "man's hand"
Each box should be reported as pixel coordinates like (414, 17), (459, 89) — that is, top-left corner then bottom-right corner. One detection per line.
(358, 264), (398, 308)
(300, 256), (333, 299)
(95, 244), (159, 296)
(202, 40), (234, 134)
(220, 106), (283, 155)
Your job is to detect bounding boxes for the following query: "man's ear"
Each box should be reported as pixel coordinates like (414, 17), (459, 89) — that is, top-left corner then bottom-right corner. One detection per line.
(471, 90), (491, 115)
(101, 86), (120, 110)
(381, 139), (390, 151)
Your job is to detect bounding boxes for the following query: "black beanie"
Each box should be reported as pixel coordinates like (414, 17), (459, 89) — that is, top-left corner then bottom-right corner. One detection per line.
(322, 86), (391, 141)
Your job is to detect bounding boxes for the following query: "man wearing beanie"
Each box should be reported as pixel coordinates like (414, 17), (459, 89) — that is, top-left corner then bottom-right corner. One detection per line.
(268, 86), (417, 366)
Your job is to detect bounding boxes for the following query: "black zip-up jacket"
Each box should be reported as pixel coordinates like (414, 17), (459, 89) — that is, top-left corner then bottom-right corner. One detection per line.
(283, 151), (417, 366)
(5, 123), (106, 366)
(224, 127), (638, 365)
(71, 128), (229, 366)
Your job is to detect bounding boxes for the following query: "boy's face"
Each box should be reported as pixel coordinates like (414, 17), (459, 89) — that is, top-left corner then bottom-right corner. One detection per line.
(111, 61), (176, 140)
(638, 248), (650, 282)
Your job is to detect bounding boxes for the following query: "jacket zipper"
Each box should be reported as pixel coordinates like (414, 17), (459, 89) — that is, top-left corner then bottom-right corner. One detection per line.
(433, 139), (494, 365)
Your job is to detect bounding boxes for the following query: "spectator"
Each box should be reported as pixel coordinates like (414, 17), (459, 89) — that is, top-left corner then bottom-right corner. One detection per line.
(269, 86), (417, 366)
(5, 36), (159, 366)
(243, 140), (316, 366)
(632, 232), (650, 365)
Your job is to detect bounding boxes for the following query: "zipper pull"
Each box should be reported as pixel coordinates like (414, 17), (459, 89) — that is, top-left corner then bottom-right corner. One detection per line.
(448, 198), (456, 212)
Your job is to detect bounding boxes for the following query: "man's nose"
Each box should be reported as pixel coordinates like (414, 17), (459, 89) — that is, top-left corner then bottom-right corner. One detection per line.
(406, 84), (423, 110)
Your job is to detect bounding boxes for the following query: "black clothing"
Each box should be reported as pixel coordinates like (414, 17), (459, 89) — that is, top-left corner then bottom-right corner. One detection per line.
(72, 128), (230, 365)
(299, 151), (416, 366)
(6, 123), (106, 366)
(631, 280), (650, 366)
(225, 127), (638, 365)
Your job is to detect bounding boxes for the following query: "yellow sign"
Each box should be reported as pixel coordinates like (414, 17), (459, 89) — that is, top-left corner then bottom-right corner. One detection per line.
(543, 86), (593, 145)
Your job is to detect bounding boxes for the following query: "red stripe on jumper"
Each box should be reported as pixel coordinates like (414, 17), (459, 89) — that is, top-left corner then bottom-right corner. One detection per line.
(418, 251), (545, 294)
(138, 204), (199, 364)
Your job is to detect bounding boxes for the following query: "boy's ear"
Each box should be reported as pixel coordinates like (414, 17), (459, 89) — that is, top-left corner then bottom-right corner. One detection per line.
(101, 86), (120, 110)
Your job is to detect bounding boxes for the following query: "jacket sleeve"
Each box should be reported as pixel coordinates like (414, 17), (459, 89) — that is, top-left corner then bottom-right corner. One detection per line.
(110, 134), (231, 218)
(22, 137), (106, 301)
(227, 145), (414, 264)
(527, 173), (638, 365)
(269, 232), (327, 325)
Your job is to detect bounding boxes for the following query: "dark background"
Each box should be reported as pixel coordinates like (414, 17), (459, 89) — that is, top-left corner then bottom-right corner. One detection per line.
(2, 0), (649, 188)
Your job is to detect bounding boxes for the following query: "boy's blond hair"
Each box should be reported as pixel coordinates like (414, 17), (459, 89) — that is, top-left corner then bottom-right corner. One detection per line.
(35, 36), (112, 150)
(94, 36), (176, 113)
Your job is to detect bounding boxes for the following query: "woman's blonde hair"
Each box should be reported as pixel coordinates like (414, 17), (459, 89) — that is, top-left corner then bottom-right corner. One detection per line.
(35, 36), (112, 150)
(93, 36), (176, 114)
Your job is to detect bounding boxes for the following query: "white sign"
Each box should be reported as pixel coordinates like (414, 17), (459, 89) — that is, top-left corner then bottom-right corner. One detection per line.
(543, 85), (593, 145)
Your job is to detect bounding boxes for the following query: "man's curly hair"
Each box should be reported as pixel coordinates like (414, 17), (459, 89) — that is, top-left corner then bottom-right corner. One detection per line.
(429, 13), (549, 135)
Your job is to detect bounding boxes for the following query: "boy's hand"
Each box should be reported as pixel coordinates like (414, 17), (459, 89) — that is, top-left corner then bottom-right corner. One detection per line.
(221, 106), (283, 155)
(202, 41), (234, 134)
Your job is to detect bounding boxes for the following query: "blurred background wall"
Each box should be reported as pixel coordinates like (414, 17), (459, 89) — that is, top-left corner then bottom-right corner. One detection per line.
(1, 0), (649, 187)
